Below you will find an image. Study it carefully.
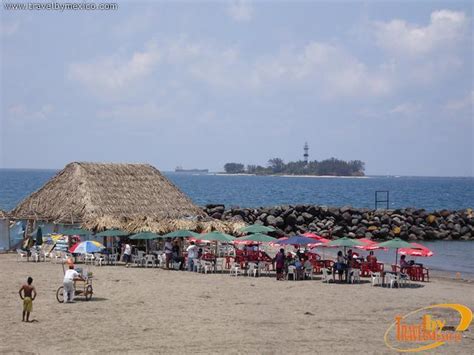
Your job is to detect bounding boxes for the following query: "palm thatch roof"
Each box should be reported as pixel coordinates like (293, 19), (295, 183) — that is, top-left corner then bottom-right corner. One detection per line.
(10, 162), (243, 233)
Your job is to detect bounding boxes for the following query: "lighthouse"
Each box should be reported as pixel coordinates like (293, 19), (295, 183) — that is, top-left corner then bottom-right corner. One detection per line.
(304, 142), (309, 164)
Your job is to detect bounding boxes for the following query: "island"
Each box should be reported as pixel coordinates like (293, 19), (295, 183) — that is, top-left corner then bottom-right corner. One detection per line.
(223, 157), (365, 176)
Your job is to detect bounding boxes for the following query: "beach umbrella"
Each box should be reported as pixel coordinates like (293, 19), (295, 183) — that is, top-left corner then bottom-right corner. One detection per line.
(96, 229), (129, 252)
(274, 235), (316, 246)
(239, 225), (276, 234)
(355, 238), (386, 251)
(201, 231), (235, 242)
(327, 237), (366, 248)
(35, 227), (43, 246)
(303, 232), (331, 244)
(236, 233), (276, 243)
(162, 230), (201, 238)
(324, 237), (366, 258)
(129, 232), (161, 240)
(398, 243), (434, 257)
(188, 236), (212, 243)
(377, 238), (414, 265)
(96, 229), (129, 237)
(269, 237), (287, 246)
(69, 241), (104, 254)
(62, 228), (91, 236)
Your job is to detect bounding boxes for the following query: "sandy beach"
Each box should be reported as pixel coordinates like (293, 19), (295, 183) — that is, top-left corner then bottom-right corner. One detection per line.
(0, 254), (472, 355)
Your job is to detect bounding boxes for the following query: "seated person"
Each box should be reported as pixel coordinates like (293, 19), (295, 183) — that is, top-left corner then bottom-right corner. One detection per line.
(367, 251), (378, 270)
(399, 255), (413, 273)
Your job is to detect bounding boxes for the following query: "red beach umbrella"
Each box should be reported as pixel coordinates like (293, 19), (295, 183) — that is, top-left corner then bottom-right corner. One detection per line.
(303, 232), (331, 244)
(398, 243), (434, 257)
(355, 238), (387, 251)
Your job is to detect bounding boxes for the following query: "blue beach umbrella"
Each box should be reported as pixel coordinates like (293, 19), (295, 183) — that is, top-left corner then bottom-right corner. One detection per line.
(69, 241), (105, 254)
(275, 235), (316, 246)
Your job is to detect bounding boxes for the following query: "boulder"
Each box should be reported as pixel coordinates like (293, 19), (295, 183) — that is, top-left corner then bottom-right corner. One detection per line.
(296, 216), (305, 225)
(340, 205), (352, 213)
(285, 214), (297, 226)
(211, 212), (222, 220)
(275, 216), (285, 228)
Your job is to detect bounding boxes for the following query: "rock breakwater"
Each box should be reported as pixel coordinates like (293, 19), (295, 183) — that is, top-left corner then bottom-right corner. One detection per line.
(203, 205), (474, 241)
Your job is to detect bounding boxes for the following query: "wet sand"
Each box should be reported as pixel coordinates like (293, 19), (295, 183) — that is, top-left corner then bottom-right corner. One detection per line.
(0, 254), (472, 354)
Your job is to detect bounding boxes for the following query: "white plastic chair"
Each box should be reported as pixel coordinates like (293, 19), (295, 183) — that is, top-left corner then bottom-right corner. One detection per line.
(247, 263), (257, 277)
(193, 259), (202, 272)
(399, 274), (409, 288)
(321, 268), (331, 283)
(108, 253), (117, 265)
(84, 253), (95, 265)
(371, 272), (382, 287)
(202, 261), (214, 274)
(257, 262), (269, 277)
(215, 258), (225, 273)
(94, 253), (106, 266)
(30, 249), (41, 262)
(230, 262), (242, 276)
(350, 269), (361, 284)
(16, 249), (28, 262)
(386, 273), (398, 288)
(304, 266), (314, 280)
(287, 266), (297, 281)
(144, 254), (156, 268)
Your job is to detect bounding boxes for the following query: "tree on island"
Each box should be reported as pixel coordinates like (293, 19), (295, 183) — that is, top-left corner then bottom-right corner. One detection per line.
(224, 163), (245, 174)
(224, 157), (365, 176)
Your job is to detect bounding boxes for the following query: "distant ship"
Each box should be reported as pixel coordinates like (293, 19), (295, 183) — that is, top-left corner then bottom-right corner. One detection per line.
(175, 166), (209, 174)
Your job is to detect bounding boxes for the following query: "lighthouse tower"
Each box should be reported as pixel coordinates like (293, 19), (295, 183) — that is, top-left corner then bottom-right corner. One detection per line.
(303, 142), (309, 165)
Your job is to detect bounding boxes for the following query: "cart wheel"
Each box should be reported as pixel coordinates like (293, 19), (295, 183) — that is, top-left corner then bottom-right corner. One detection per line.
(56, 286), (64, 303)
(85, 285), (93, 301)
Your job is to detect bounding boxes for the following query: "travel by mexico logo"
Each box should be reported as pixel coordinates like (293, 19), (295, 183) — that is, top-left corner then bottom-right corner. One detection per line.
(384, 304), (472, 352)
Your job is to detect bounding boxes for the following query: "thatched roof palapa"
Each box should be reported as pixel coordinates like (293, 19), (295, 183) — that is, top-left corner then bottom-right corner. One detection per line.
(10, 162), (242, 233)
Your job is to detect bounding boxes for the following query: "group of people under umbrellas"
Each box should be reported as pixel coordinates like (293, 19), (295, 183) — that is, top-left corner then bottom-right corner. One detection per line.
(58, 225), (431, 283)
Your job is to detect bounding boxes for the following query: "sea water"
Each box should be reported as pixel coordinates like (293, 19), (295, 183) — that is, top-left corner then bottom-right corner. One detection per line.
(0, 169), (472, 211)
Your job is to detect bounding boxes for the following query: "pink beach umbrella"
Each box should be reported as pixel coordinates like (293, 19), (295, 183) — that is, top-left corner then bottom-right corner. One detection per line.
(398, 243), (434, 257)
(355, 238), (387, 251)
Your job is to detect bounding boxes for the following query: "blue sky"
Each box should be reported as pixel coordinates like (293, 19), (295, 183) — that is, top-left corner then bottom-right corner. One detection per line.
(1, 1), (472, 176)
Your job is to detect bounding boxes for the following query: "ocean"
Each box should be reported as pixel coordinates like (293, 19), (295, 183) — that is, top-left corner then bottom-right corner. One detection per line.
(0, 169), (473, 275)
(0, 169), (472, 211)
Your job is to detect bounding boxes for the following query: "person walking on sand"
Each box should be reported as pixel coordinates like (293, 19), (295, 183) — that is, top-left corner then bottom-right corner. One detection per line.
(122, 241), (132, 268)
(186, 241), (198, 271)
(63, 265), (83, 303)
(19, 277), (36, 322)
(164, 238), (173, 269)
(274, 248), (286, 281)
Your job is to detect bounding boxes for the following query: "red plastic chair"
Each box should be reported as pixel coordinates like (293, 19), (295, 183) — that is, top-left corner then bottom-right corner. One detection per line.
(360, 262), (371, 277)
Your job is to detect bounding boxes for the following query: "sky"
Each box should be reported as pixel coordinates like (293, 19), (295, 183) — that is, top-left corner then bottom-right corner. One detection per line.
(0, 0), (472, 176)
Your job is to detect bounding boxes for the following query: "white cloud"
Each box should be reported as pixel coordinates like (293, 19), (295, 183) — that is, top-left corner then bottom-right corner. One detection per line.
(375, 10), (468, 57)
(68, 43), (161, 95)
(444, 91), (474, 111)
(252, 42), (392, 98)
(389, 102), (422, 116)
(97, 102), (164, 123)
(69, 38), (394, 100)
(227, 0), (254, 22)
